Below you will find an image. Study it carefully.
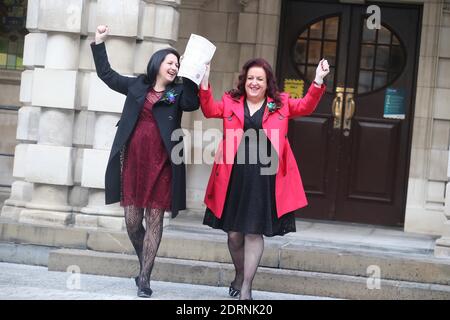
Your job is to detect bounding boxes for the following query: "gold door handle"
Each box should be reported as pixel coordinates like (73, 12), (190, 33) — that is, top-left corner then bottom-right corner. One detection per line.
(343, 88), (355, 136)
(332, 87), (345, 129)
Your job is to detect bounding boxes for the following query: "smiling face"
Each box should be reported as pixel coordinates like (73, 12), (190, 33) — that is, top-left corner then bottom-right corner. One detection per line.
(157, 53), (179, 86)
(245, 66), (268, 101)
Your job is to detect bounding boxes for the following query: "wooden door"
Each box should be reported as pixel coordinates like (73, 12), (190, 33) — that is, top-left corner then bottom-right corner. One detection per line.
(277, 0), (421, 226)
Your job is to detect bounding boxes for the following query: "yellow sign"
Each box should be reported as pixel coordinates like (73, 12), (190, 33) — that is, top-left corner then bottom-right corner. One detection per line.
(283, 79), (304, 98)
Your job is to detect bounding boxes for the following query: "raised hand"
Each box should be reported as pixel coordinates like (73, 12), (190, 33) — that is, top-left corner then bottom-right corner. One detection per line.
(201, 63), (211, 90)
(314, 58), (330, 85)
(95, 25), (109, 44)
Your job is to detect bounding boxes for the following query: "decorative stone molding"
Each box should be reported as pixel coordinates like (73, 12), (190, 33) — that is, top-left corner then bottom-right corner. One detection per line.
(0, 70), (22, 85)
(180, 0), (210, 9)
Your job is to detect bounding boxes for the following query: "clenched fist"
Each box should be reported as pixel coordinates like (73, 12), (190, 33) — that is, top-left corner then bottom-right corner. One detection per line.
(95, 25), (109, 44)
(314, 59), (330, 85)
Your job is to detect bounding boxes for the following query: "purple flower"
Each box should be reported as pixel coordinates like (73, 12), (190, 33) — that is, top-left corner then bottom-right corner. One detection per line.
(162, 89), (178, 105)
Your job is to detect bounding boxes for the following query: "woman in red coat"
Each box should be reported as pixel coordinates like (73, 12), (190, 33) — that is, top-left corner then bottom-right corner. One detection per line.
(199, 58), (329, 299)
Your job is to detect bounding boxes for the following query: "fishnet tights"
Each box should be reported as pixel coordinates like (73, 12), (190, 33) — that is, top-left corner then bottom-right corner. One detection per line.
(124, 205), (165, 289)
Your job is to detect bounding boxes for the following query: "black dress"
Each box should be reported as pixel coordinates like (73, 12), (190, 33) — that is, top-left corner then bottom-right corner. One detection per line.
(203, 101), (296, 237)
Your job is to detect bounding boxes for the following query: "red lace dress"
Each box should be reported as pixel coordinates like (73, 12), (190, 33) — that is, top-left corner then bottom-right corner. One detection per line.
(121, 89), (172, 210)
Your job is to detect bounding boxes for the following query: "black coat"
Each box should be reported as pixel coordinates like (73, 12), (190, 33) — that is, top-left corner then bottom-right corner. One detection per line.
(91, 42), (199, 218)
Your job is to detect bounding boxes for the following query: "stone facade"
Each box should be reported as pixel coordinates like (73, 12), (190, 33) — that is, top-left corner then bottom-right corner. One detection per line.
(428, 0), (450, 257)
(0, 70), (21, 205)
(398, 0), (450, 257)
(1, 0), (450, 257)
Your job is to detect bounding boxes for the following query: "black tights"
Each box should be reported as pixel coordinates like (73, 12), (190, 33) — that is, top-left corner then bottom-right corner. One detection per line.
(124, 205), (165, 289)
(228, 232), (264, 300)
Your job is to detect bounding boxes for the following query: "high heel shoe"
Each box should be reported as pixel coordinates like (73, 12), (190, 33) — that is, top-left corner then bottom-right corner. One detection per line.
(229, 284), (240, 297)
(135, 276), (150, 288)
(137, 286), (153, 298)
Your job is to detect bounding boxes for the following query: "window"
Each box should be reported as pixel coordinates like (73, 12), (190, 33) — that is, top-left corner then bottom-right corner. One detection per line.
(0, 0), (27, 70)
(357, 20), (406, 94)
(293, 16), (339, 93)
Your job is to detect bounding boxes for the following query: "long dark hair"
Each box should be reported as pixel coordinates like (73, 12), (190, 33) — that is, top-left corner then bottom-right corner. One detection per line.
(145, 48), (180, 87)
(229, 58), (282, 107)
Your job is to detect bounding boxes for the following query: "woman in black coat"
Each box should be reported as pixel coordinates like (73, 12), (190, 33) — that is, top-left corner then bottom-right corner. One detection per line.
(91, 25), (199, 298)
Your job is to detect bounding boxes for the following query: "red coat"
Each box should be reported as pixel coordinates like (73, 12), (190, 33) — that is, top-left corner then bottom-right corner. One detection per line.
(199, 83), (326, 219)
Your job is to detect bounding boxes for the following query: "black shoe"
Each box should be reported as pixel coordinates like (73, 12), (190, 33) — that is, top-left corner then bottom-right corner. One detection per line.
(229, 284), (240, 298)
(137, 287), (153, 298)
(135, 276), (150, 288)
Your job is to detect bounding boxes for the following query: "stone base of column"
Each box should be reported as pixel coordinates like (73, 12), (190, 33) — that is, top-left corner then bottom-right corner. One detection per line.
(1, 206), (23, 221)
(75, 190), (124, 230)
(19, 209), (74, 227)
(163, 211), (171, 228)
(75, 214), (124, 230)
(1, 181), (33, 221)
(74, 214), (98, 229)
(434, 217), (450, 258)
(25, 202), (73, 212)
(79, 189), (123, 216)
(435, 237), (450, 258)
(80, 206), (123, 216)
(434, 237), (450, 259)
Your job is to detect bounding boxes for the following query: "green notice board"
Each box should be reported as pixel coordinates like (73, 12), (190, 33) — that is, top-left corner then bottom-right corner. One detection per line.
(384, 88), (406, 119)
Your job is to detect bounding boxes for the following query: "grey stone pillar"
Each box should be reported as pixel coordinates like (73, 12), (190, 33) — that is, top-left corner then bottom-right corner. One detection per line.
(2, 0), (87, 226)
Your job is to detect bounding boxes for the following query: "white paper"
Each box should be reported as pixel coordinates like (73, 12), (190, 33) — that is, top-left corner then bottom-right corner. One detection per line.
(178, 34), (216, 85)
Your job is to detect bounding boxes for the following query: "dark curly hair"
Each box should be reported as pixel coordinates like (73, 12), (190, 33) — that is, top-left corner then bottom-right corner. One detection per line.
(228, 58), (282, 108)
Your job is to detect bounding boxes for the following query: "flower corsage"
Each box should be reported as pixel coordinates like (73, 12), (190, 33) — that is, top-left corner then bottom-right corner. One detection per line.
(267, 101), (279, 113)
(161, 89), (178, 104)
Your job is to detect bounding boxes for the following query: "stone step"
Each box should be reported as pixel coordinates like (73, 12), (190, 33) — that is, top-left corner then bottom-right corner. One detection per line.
(2, 220), (450, 286)
(47, 248), (450, 300)
(88, 226), (450, 286)
(0, 242), (51, 266)
(0, 219), (88, 249)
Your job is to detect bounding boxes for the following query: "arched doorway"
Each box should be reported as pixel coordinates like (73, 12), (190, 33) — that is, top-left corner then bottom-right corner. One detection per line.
(277, 0), (422, 227)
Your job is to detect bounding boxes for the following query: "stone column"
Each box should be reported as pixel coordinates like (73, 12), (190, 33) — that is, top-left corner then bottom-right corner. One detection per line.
(404, 0), (450, 236)
(0, 32), (44, 220)
(435, 152), (450, 257)
(434, 1), (450, 258)
(0, 61), (39, 220)
(1, 0), (88, 226)
(19, 0), (87, 226)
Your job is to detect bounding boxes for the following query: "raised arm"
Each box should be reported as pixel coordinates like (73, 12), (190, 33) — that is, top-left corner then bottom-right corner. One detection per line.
(199, 85), (225, 118)
(288, 83), (326, 118)
(179, 77), (200, 112)
(288, 58), (329, 118)
(198, 63), (224, 118)
(90, 25), (135, 95)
